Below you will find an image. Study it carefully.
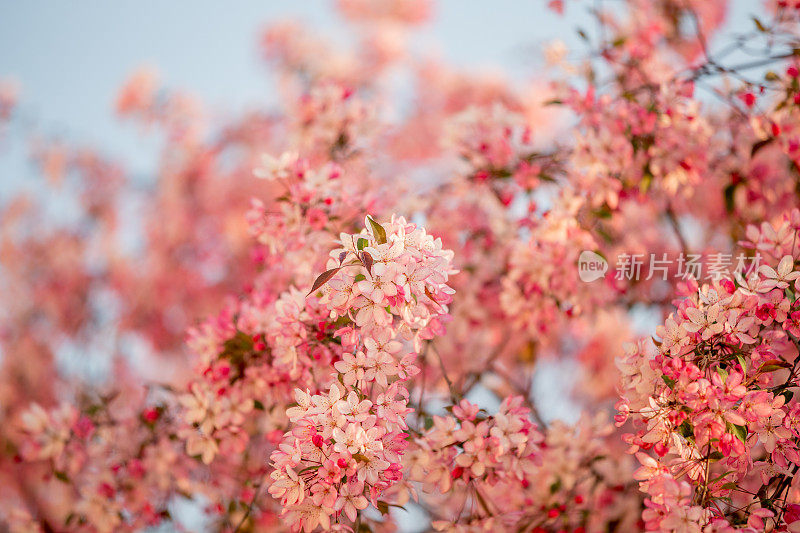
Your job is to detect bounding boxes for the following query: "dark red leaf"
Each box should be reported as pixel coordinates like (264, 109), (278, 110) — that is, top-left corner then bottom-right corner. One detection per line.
(360, 251), (374, 275)
(751, 137), (774, 157)
(307, 268), (341, 296)
(424, 286), (441, 307)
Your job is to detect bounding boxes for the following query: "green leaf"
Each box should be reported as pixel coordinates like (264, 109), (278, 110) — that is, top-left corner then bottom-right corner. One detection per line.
(253, 400), (265, 411)
(736, 355), (747, 374)
(723, 183), (737, 214)
(730, 424), (747, 444)
(662, 375), (676, 388)
(678, 420), (693, 439)
(55, 470), (70, 483)
(708, 469), (735, 484)
(640, 171), (653, 194)
(220, 331), (255, 360)
(366, 215), (387, 245)
(757, 360), (792, 373)
(357, 237), (368, 250)
(593, 206), (613, 219)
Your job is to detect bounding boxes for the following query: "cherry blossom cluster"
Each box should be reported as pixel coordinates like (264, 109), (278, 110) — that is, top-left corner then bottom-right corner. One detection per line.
(443, 103), (542, 193)
(318, 214), (457, 348)
(16, 393), (189, 532)
(247, 154), (345, 256)
(115, 68), (204, 143)
(291, 83), (376, 155)
(617, 212), (800, 531)
(407, 405), (640, 532)
(178, 286), (348, 465)
(336, 0), (431, 25)
(407, 397), (544, 530)
(411, 397), (543, 493)
(570, 82), (713, 204)
(0, 78), (18, 125)
(267, 215), (456, 530)
(500, 191), (612, 342)
(268, 382), (411, 531)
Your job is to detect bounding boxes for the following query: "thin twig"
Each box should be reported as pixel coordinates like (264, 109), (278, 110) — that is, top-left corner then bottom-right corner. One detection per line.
(431, 342), (458, 403)
(666, 205), (689, 256)
(233, 476), (266, 533)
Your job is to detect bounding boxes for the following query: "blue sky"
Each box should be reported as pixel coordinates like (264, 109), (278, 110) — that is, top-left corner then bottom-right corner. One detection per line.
(0, 1), (576, 193)
(0, 1), (758, 201)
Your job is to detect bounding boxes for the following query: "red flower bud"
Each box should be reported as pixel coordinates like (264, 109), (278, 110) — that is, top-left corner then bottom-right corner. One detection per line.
(97, 482), (115, 499)
(143, 408), (160, 423)
(654, 442), (669, 457)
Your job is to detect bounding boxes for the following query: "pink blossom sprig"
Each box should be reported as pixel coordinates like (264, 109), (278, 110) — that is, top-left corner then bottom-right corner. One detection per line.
(268, 214), (456, 531)
(617, 219), (800, 531)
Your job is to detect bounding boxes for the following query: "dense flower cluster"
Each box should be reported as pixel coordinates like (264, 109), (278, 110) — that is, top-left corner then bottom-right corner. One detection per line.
(15, 392), (190, 533)
(500, 190), (610, 340)
(618, 212), (800, 531)
(268, 215), (455, 530)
